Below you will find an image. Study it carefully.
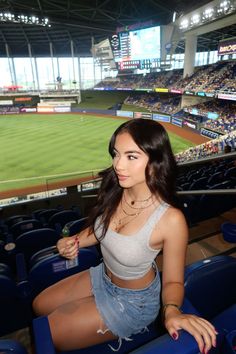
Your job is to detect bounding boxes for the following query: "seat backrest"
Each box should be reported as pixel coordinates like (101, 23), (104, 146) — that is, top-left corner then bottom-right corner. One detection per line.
(0, 339), (28, 354)
(9, 219), (42, 239)
(184, 255), (236, 320)
(0, 264), (32, 336)
(221, 222), (236, 243)
(189, 176), (208, 190)
(6, 215), (32, 228)
(15, 228), (60, 265)
(65, 217), (88, 235)
(29, 248), (101, 298)
(48, 210), (79, 233)
(38, 209), (59, 226)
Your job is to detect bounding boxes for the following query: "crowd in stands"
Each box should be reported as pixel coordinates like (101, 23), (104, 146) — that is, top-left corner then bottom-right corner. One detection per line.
(124, 93), (181, 114)
(0, 106), (20, 114)
(175, 130), (236, 163)
(95, 60), (236, 94)
(181, 100), (236, 134)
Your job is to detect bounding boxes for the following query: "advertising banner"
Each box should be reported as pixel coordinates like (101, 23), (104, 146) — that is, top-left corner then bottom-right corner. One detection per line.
(183, 120), (197, 130)
(218, 37), (236, 56)
(154, 88), (168, 93)
(116, 110), (133, 118)
(171, 117), (182, 127)
(134, 112), (152, 119)
(152, 113), (170, 122)
(217, 93), (236, 101)
(0, 100), (13, 105)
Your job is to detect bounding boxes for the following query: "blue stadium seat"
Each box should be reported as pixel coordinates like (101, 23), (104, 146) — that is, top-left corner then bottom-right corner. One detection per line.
(129, 255), (236, 354)
(0, 339), (28, 354)
(221, 222), (236, 243)
(37, 209), (60, 227)
(26, 248), (101, 298)
(6, 215), (33, 228)
(0, 262), (32, 336)
(65, 217), (88, 236)
(15, 228), (60, 265)
(9, 219), (42, 240)
(48, 210), (80, 234)
(32, 256), (236, 354)
(188, 176), (208, 190)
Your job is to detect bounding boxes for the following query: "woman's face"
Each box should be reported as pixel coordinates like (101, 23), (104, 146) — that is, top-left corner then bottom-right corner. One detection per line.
(112, 132), (149, 189)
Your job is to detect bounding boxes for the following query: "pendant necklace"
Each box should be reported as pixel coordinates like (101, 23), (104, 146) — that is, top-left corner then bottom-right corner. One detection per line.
(123, 191), (153, 209)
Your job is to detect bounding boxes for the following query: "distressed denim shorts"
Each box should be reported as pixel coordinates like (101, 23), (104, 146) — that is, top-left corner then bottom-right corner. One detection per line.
(89, 262), (161, 339)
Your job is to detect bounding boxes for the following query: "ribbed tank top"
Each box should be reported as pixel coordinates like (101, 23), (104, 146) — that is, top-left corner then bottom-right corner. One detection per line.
(94, 202), (169, 280)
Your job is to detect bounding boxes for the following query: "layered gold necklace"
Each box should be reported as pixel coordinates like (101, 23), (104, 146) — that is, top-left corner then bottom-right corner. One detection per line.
(112, 192), (154, 233)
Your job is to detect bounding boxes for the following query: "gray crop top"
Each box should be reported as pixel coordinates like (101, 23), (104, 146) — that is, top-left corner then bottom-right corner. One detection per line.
(94, 202), (169, 280)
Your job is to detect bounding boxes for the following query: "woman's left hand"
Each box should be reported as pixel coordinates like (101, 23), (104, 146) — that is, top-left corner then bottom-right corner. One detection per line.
(164, 312), (217, 354)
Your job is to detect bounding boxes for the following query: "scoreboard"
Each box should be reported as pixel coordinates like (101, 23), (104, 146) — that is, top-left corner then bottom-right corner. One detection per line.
(110, 25), (161, 71)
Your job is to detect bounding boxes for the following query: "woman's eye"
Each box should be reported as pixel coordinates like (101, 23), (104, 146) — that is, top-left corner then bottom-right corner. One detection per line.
(128, 155), (137, 160)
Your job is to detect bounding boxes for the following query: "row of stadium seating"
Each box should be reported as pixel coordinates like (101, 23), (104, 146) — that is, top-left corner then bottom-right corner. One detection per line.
(95, 61), (236, 94)
(0, 238), (235, 353)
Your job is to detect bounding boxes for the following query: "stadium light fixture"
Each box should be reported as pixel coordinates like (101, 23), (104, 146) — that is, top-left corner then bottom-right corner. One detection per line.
(191, 14), (201, 25)
(179, 0), (235, 31)
(172, 11), (177, 22)
(180, 18), (189, 29)
(0, 12), (51, 27)
(202, 8), (214, 19)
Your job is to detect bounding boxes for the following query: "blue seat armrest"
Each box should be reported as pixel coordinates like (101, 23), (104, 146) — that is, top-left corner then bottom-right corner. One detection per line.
(33, 316), (56, 354)
(0, 339), (28, 354)
(130, 331), (200, 354)
(15, 252), (32, 299)
(16, 253), (28, 282)
(212, 304), (236, 333)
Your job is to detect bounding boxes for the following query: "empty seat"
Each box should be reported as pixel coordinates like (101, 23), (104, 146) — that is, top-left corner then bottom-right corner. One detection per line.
(28, 248), (101, 298)
(37, 209), (59, 226)
(6, 215), (32, 228)
(224, 166), (236, 179)
(207, 171), (222, 187)
(188, 176), (208, 190)
(129, 256), (236, 354)
(9, 219), (42, 240)
(15, 228), (60, 265)
(48, 210), (80, 234)
(0, 339), (28, 354)
(0, 263), (32, 336)
(64, 217), (88, 236)
(221, 222), (236, 243)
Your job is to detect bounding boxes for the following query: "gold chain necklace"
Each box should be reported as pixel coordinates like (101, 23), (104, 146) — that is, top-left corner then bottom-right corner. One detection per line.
(112, 209), (143, 232)
(121, 198), (141, 216)
(123, 192), (153, 210)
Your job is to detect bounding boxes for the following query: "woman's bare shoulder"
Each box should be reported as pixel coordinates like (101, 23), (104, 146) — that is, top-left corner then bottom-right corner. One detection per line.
(157, 205), (188, 242)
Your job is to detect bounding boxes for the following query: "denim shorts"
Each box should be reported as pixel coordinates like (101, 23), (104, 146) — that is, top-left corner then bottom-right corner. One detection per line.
(89, 262), (161, 339)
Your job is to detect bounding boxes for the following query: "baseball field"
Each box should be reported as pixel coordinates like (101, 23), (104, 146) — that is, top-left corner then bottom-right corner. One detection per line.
(0, 113), (195, 194)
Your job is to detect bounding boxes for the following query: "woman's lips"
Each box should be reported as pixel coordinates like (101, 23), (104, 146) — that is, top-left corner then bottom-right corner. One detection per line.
(117, 174), (129, 181)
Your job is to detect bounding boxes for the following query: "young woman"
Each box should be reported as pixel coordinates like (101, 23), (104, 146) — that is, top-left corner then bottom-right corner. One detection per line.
(33, 118), (217, 354)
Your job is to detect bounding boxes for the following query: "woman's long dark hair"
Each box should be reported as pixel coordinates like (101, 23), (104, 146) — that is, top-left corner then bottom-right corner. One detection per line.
(87, 118), (178, 240)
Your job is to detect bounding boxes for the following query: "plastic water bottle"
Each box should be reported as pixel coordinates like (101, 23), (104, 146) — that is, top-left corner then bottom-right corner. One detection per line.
(61, 225), (70, 237)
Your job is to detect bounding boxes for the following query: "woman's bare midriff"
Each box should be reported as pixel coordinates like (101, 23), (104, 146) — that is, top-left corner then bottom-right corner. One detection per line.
(105, 265), (156, 289)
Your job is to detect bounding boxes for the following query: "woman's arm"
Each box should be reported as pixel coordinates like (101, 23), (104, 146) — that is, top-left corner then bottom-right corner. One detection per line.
(57, 227), (99, 259)
(160, 208), (217, 354)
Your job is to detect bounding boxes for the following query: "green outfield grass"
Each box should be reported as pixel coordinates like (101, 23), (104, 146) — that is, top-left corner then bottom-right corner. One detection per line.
(0, 114), (194, 193)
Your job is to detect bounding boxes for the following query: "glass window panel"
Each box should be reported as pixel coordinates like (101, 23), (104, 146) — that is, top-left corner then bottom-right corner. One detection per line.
(57, 57), (79, 90)
(36, 57), (57, 90)
(0, 58), (12, 87)
(14, 58), (36, 90)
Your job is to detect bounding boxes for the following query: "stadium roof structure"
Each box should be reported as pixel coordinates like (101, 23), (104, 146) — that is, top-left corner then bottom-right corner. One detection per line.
(0, 0), (235, 57)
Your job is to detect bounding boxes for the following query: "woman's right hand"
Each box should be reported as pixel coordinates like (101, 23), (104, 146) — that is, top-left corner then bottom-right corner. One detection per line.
(57, 235), (79, 259)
